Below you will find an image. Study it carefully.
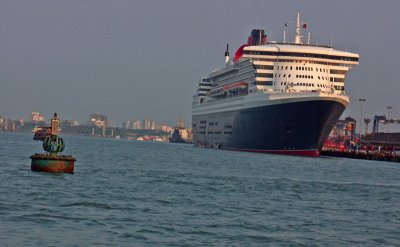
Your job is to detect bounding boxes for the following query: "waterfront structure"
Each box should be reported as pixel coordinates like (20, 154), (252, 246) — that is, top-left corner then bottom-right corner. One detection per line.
(87, 113), (108, 128)
(192, 12), (359, 156)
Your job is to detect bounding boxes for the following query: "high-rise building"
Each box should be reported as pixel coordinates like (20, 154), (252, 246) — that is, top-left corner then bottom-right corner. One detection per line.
(143, 119), (151, 130)
(123, 120), (142, 130)
(150, 121), (156, 130)
(133, 120), (141, 130)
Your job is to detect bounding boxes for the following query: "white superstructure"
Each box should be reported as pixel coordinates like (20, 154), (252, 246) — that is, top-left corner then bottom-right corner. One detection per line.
(193, 12), (358, 110)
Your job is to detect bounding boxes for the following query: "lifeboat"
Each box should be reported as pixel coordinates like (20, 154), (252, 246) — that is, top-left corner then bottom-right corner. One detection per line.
(223, 82), (248, 92)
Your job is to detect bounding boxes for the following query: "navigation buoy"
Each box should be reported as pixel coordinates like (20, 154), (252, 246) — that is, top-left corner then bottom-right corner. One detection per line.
(30, 113), (76, 174)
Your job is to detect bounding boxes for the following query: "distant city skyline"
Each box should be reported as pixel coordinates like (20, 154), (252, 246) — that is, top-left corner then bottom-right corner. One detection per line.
(1, 0), (399, 126)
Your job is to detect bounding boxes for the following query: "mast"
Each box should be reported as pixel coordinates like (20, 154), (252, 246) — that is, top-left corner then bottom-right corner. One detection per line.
(294, 11), (302, 44)
(283, 29), (286, 43)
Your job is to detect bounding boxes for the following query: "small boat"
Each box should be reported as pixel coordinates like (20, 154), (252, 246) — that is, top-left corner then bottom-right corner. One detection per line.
(33, 126), (51, 141)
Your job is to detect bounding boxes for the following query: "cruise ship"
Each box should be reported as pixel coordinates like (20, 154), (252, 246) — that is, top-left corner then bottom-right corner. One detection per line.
(192, 12), (359, 156)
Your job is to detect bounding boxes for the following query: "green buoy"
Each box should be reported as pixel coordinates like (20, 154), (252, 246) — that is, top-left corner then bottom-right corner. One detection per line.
(30, 113), (76, 174)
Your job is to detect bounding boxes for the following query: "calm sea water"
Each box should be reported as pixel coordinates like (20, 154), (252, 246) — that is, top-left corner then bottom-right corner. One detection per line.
(0, 132), (399, 246)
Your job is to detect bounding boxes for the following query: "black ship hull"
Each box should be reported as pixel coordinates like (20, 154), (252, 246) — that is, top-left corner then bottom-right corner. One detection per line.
(192, 99), (346, 156)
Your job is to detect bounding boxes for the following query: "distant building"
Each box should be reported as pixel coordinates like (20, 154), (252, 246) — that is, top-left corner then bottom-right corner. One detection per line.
(63, 120), (79, 127)
(3, 118), (8, 131)
(0, 118), (16, 132)
(159, 124), (172, 133)
(87, 114), (108, 128)
(122, 121), (131, 129)
(133, 120), (141, 130)
(31, 112), (44, 123)
(143, 119), (151, 130)
(150, 121), (156, 130)
(123, 120), (142, 130)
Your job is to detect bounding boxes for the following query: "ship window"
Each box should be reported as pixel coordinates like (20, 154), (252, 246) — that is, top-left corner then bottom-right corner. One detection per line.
(285, 66), (288, 69)
(290, 66), (293, 70)
(330, 69), (346, 74)
(224, 131), (232, 134)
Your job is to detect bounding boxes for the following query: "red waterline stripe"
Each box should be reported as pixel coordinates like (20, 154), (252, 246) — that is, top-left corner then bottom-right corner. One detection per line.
(222, 147), (320, 157)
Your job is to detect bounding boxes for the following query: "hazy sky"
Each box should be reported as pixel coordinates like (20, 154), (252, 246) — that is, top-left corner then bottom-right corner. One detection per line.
(1, 0), (399, 126)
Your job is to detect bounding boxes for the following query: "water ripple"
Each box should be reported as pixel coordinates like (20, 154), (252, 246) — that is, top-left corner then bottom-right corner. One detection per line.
(1, 132), (399, 246)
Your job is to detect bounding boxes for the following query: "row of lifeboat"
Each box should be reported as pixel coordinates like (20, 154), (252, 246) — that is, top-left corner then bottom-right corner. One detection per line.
(209, 82), (248, 96)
